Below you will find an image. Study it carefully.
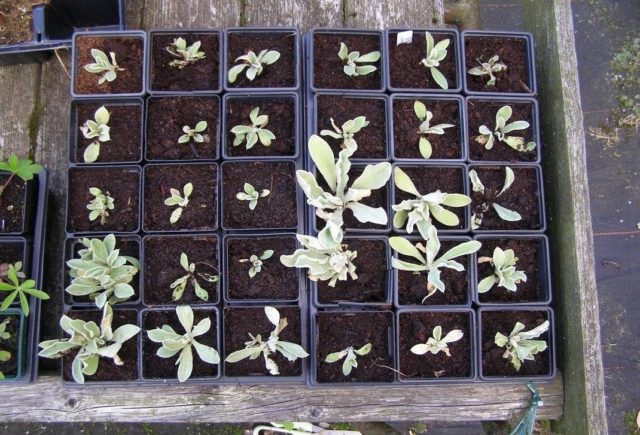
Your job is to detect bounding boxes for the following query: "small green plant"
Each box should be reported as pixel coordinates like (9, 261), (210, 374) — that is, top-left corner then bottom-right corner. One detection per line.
(0, 261), (25, 282)
(236, 182), (270, 211)
(147, 305), (220, 382)
(0, 318), (12, 380)
(467, 55), (507, 86)
(228, 49), (281, 83)
(165, 182), (193, 224)
(0, 153), (42, 201)
(477, 246), (527, 293)
(80, 106), (111, 163)
(178, 121), (208, 144)
(320, 116), (369, 150)
(87, 187), (114, 226)
(413, 101), (454, 159)
(84, 49), (124, 84)
(324, 343), (371, 376)
(475, 105), (536, 152)
(170, 253), (219, 302)
(338, 42), (380, 77)
(230, 107), (276, 149)
(225, 306), (309, 375)
(390, 226), (480, 301)
(239, 250), (274, 278)
(166, 37), (206, 69)
(495, 320), (549, 371)
(0, 264), (48, 316)
(410, 325), (463, 357)
(468, 166), (521, 229)
(420, 32), (450, 90)
(38, 305), (140, 384)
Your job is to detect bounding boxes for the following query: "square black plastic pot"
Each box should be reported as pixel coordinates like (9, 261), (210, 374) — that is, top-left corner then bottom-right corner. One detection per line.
(395, 308), (476, 383)
(385, 28), (462, 93)
(0, 237), (32, 309)
(0, 309), (27, 382)
(465, 96), (541, 164)
(69, 98), (144, 165)
(222, 93), (301, 160)
(390, 94), (467, 163)
(473, 234), (552, 306)
(147, 29), (223, 95)
(307, 28), (386, 93)
(0, 171), (36, 235)
(462, 30), (537, 97)
(478, 306), (556, 381)
(224, 27), (301, 93)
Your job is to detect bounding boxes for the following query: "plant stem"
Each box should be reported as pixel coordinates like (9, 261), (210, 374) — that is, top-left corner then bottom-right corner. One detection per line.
(0, 172), (16, 202)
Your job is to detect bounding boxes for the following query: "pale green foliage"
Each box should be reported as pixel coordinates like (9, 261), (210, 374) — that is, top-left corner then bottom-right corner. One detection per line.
(477, 246), (527, 293)
(147, 305), (220, 382)
(228, 49), (280, 83)
(413, 101), (454, 159)
(179, 121), (208, 144)
(494, 320), (549, 371)
(467, 55), (507, 86)
(80, 106), (111, 163)
(0, 318), (11, 380)
(87, 187), (114, 226)
(65, 234), (139, 309)
(420, 32), (450, 90)
(231, 107), (276, 149)
(225, 306), (309, 375)
(475, 105), (536, 152)
(164, 182), (193, 224)
(324, 342), (371, 376)
(236, 182), (270, 211)
(0, 261), (25, 282)
(239, 250), (274, 278)
(0, 263), (48, 316)
(84, 49), (124, 85)
(338, 42), (380, 77)
(0, 154), (42, 200)
(166, 37), (206, 69)
(170, 253), (218, 302)
(469, 167), (521, 229)
(320, 116), (369, 150)
(38, 305), (140, 384)
(410, 325), (464, 357)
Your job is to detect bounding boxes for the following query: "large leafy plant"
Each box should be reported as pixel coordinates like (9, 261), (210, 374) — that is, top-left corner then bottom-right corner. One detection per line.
(170, 253), (219, 302)
(495, 320), (549, 371)
(413, 101), (454, 159)
(420, 32), (450, 90)
(324, 342), (371, 376)
(469, 166), (521, 229)
(477, 247), (527, 293)
(475, 105), (536, 152)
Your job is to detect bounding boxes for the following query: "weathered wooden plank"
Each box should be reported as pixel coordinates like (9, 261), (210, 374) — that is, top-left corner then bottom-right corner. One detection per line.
(142, 0), (242, 29)
(125, 0), (145, 29)
(344, 0), (445, 28)
(243, 0), (343, 30)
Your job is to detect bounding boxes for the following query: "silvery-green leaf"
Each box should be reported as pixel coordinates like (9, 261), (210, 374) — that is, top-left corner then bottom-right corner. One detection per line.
(430, 67), (448, 90)
(358, 51), (380, 63)
(194, 121), (207, 132)
(411, 343), (430, 355)
(350, 162), (391, 190)
(228, 64), (247, 83)
(343, 63), (356, 76)
(347, 202), (388, 225)
(276, 341), (309, 360)
(440, 240), (481, 262)
(501, 120), (529, 134)
(192, 340), (220, 364)
(389, 237), (425, 262)
(354, 343), (372, 356)
(468, 170), (485, 194)
(355, 65), (377, 76)
(419, 137), (433, 159)
(393, 167), (421, 196)
(111, 324), (140, 344)
(324, 351), (345, 363)
(308, 135), (337, 191)
(83, 142), (101, 163)
(492, 203), (521, 222)
(477, 275), (496, 293)
(430, 206), (459, 227)
(414, 100), (427, 120)
(338, 42), (348, 60)
(264, 306), (280, 327)
(177, 345), (193, 382)
(425, 31), (435, 53)
(94, 106), (110, 125)
(392, 258), (426, 272)
(261, 50), (280, 65)
(442, 329), (464, 344)
(495, 106), (512, 128)
(441, 193), (471, 207)
(170, 207), (183, 224)
(191, 317), (211, 337)
(225, 346), (260, 363)
(176, 305), (194, 333)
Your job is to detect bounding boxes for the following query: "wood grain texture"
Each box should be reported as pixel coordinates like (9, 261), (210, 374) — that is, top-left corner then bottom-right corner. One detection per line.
(142, 0), (242, 29)
(344, 0), (444, 28)
(243, 0), (343, 30)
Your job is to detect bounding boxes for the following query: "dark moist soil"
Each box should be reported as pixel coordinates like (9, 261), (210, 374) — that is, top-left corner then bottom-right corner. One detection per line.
(150, 32), (220, 92)
(398, 311), (471, 379)
(143, 235), (219, 306)
(481, 310), (550, 377)
(394, 166), (467, 231)
(397, 239), (470, 305)
(313, 33), (382, 90)
(74, 102), (142, 163)
(143, 164), (218, 232)
(62, 310), (139, 382)
(393, 98), (462, 159)
(0, 241), (25, 266)
(317, 239), (388, 304)
(465, 36), (531, 93)
(146, 97), (219, 161)
(316, 311), (394, 383)
(142, 309), (219, 379)
(0, 315), (20, 378)
(467, 99), (536, 162)
(470, 166), (540, 231)
(67, 167), (140, 233)
(226, 236), (298, 301)
(222, 161), (297, 230)
(316, 95), (387, 159)
(224, 306), (302, 377)
(0, 1), (47, 45)
(227, 31), (296, 88)
(225, 97), (295, 157)
(388, 31), (457, 90)
(477, 238), (543, 303)
(75, 35), (144, 95)
(0, 175), (27, 233)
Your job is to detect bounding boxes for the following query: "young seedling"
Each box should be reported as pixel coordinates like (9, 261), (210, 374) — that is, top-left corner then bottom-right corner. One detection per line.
(65, 234), (139, 309)
(494, 320), (549, 371)
(231, 107), (276, 150)
(413, 101), (455, 159)
(338, 42), (380, 77)
(236, 182), (270, 211)
(166, 37), (206, 69)
(320, 116), (369, 150)
(477, 246), (527, 293)
(225, 306), (309, 375)
(324, 343), (371, 376)
(468, 166), (521, 229)
(147, 305), (220, 382)
(165, 182), (193, 224)
(87, 187), (114, 226)
(38, 305), (140, 384)
(475, 105), (536, 152)
(80, 106), (111, 163)
(410, 326), (464, 357)
(239, 250), (274, 278)
(390, 226), (481, 301)
(0, 264), (48, 316)
(420, 32), (450, 90)
(179, 121), (208, 144)
(170, 253), (219, 302)
(0, 318), (11, 380)
(228, 49), (281, 83)
(0, 154), (42, 201)
(467, 55), (507, 86)
(84, 49), (125, 85)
